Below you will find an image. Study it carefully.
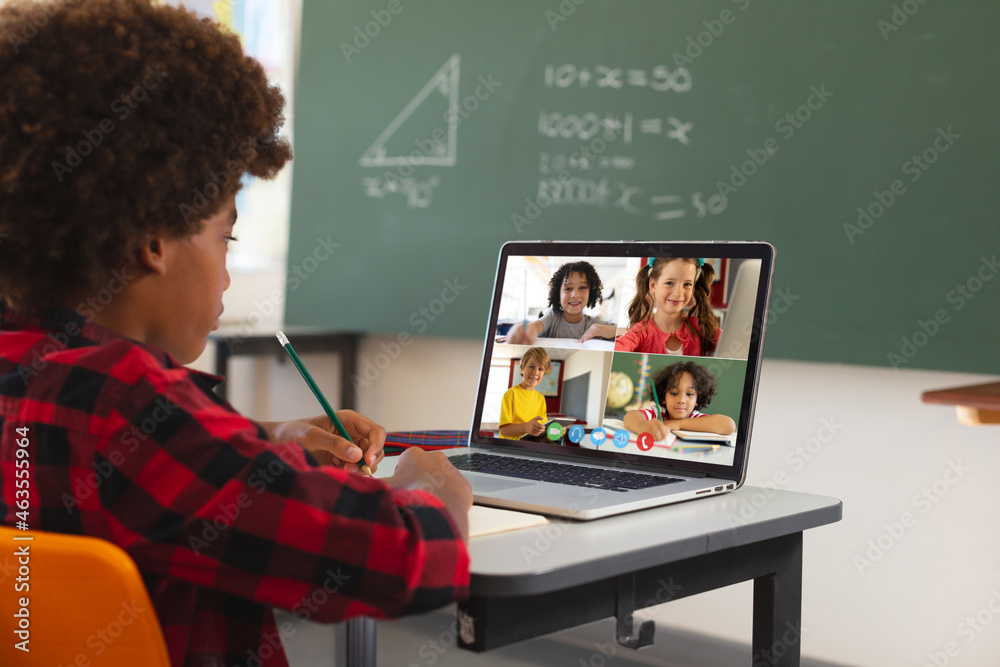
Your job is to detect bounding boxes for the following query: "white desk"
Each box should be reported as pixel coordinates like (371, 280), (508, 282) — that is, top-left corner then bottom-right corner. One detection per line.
(338, 474), (841, 667)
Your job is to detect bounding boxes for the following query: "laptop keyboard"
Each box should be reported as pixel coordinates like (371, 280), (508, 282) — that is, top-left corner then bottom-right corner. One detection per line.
(449, 453), (684, 492)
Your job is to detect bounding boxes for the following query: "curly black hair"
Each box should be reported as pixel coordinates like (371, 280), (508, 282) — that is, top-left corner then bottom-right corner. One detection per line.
(0, 0), (292, 311)
(546, 261), (604, 313)
(651, 361), (718, 410)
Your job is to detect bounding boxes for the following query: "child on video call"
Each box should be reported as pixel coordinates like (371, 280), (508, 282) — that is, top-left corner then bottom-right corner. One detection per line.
(615, 257), (721, 356)
(499, 347), (551, 440)
(623, 361), (736, 440)
(504, 261), (617, 344)
(0, 2), (472, 665)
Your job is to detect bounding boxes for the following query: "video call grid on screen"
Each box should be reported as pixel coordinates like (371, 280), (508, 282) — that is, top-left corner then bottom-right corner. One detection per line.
(471, 242), (772, 475)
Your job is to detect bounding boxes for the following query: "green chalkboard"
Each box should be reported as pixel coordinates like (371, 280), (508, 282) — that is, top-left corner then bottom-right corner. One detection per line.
(287, 0), (1000, 373)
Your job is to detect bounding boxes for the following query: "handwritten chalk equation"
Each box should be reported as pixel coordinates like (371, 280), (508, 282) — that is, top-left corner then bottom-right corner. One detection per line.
(535, 178), (728, 220)
(538, 111), (693, 146)
(539, 152), (635, 173)
(362, 174), (440, 209)
(544, 64), (692, 93)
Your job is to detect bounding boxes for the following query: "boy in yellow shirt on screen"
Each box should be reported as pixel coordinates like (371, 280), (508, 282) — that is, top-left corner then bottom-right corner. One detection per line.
(499, 347), (551, 440)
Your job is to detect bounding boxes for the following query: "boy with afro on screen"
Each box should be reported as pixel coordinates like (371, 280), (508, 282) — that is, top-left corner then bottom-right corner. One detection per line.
(623, 361), (737, 440)
(0, 1), (472, 665)
(503, 260), (618, 344)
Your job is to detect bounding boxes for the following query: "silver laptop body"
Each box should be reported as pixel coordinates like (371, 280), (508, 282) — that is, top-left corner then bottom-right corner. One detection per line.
(448, 240), (775, 520)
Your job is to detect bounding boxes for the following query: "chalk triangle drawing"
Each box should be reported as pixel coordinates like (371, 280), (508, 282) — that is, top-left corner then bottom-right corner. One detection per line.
(359, 54), (460, 167)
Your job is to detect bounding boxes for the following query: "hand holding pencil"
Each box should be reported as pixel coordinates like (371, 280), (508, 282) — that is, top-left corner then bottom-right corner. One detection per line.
(274, 332), (384, 475)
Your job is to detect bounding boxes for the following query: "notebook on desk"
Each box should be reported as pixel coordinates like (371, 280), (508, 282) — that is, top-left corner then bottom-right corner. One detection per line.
(446, 240), (775, 520)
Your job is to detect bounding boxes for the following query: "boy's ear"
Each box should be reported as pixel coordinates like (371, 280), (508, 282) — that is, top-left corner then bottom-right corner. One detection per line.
(136, 236), (169, 276)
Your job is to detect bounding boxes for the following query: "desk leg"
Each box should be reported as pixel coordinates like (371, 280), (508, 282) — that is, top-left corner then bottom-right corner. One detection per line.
(614, 572), (655, 649)
(752, 532), (803, 667)
(460, 532), (806, 663)
(214, 339), (231, 401)
(334, 618), (376, 667)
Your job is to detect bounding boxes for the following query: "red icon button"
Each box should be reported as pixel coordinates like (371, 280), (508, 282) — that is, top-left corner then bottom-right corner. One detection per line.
(637, 432), (654, 451)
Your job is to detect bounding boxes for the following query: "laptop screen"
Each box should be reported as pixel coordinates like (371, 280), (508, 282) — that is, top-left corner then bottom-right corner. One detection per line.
(469, 241), (774, 480)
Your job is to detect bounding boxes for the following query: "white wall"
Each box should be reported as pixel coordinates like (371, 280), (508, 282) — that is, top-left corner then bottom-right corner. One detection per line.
(196, 325), (1000, 666)
(561, 350), (612, 427)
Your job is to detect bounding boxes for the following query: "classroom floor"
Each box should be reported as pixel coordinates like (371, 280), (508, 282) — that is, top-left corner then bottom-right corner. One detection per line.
(278, 607), (850, 667)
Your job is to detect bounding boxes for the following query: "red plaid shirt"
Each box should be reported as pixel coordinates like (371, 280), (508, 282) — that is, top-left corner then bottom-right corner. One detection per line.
(0, 307), (469, 666)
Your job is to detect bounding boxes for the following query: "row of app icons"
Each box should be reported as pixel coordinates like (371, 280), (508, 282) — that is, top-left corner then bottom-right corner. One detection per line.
(546, 423), (656, 451)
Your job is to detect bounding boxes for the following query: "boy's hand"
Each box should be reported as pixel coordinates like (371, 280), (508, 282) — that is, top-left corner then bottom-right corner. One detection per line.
(646, 419), (671, 441)
(526, 416), (545, 436)
(260, 411), (386, 473)
(503, 322), (537, 345)
(385, 448), (473, 540)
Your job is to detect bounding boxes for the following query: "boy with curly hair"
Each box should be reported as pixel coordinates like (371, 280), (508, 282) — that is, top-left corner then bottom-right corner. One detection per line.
(505, 260), (618, 344)
(623, 361), (736, 440)
(0, 1), (472, 665)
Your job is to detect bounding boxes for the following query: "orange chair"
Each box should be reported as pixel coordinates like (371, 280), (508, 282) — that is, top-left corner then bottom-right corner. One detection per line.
(0, 526), (171, 666)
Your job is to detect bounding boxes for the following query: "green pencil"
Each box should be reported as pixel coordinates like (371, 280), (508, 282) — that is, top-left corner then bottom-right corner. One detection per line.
(276, 331), (373, 476)
(649, 373), (663, 422)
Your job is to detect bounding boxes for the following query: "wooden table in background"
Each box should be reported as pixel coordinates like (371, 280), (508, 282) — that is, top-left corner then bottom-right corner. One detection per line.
(921, 381), (1000, 425)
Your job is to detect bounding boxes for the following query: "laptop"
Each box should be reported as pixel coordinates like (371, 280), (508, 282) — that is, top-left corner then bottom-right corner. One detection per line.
(445, 240), (775, 520)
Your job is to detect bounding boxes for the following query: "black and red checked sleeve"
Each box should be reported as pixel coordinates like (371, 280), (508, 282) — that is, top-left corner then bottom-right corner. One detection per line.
(95, 345), (470, 623)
